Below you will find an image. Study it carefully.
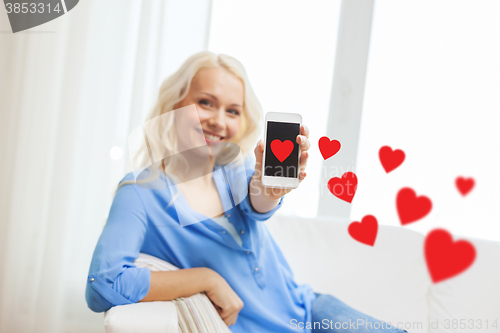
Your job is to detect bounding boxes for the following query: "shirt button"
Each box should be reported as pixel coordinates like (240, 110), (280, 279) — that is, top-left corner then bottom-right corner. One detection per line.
(91, 278), (94, 282)
(222, 231), (226, 234)
(246, 251), (250, 254)
(240, 230), (244, 234)
(227, 214), (231, 218)
(254, 267), (259, 271)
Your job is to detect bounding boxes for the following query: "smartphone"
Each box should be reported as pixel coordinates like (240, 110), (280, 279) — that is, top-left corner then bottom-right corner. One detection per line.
(261, 112), (302, 189)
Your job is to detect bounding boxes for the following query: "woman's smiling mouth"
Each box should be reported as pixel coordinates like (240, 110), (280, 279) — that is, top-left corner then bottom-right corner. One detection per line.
(195, 128), (225, 142)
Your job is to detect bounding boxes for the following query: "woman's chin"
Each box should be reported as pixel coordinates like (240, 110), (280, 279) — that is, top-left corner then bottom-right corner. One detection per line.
(206, 140), (229, 154)
(206, 139), (225, 147)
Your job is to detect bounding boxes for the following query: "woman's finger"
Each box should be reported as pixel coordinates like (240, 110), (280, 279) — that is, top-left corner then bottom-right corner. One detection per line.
(220, 309), (235, 324)
(296, 135), (311, 152)
(222, 310), (238, 327)
(222, 315), (233, 327)
(299, 171), (307, 182)
(215, 306), (223, 318)
(300, 125), (310, 138)
(254, 140), (264, 166)
(228, 316), (237, 327)
(299, 151), (308, 167)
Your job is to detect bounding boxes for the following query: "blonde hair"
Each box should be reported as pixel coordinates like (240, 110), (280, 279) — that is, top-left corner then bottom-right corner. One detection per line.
(120, 51), (263, 189)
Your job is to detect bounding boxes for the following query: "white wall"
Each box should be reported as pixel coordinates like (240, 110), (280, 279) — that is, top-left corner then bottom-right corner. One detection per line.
(352, 0), (500, 242)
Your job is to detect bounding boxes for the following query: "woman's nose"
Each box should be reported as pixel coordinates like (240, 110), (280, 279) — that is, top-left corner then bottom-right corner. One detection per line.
(208, 108), (226, 130)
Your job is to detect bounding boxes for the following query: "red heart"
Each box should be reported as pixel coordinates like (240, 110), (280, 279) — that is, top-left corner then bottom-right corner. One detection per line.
(270, 139), (294, 163)
(425, 229), (476, 283)
(318, 136), (341, 160)
(396, 187), (432, 225)
(455, 176), (475, 196)
(379, 146), (405, 173)
(327, 172), (358, 203)
(348, 215), (378, 246)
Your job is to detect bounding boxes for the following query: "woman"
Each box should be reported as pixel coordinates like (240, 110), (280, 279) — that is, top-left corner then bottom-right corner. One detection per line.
(86, 52), (406, 333)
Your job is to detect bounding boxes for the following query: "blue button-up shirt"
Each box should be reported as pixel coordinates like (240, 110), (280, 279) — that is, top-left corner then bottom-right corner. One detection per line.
(85, 158), (316, 332)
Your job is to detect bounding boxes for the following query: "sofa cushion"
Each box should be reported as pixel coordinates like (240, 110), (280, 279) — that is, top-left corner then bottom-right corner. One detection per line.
(104, 301), (178, 333)
(428, 237), (500, 333)
(266, 215), (430, 333)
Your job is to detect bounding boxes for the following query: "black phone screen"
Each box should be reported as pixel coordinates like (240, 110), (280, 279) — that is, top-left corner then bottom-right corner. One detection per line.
(264, 121), (300, 178)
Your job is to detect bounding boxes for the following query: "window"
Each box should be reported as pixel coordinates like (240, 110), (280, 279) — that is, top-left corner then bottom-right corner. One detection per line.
(209, 0), (341, 217)
(352, 0), (500, 241)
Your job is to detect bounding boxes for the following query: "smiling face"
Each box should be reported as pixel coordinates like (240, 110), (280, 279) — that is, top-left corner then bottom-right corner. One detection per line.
(174, 67), (244, 153)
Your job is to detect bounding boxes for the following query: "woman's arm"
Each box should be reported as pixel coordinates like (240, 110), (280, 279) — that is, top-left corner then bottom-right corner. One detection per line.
(140, 268), (244, 327)
(86, 182), (151, 313)
(139, 268), (214, 302)
(248, 172), (281, 213)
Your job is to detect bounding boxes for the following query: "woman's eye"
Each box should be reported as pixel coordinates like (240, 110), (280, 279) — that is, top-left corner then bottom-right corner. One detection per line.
(227, 109), (240, 116)
(199, 99), (211, 107)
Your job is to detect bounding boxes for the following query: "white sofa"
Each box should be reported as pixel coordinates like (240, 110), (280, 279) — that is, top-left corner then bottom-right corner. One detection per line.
(104, 216), (500, 333)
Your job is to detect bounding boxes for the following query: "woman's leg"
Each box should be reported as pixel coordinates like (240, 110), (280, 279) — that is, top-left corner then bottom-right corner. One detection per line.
(311, 293), (408, 333)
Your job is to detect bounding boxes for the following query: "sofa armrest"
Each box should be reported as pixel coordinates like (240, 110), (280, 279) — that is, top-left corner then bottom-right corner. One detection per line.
(104, 301), (178, 333)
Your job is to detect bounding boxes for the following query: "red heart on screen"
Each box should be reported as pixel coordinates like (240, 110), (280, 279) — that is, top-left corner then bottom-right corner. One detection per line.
(348, 215), (378, 246)
(270, 139), (294, 163)
(396, 187), (432, 225)
(327, 172), (358, 203)
(455, 177), (475, 196)
(425, 229), (476, 283)
(379, 146), (405, 173)
(318, 136), (341, 160)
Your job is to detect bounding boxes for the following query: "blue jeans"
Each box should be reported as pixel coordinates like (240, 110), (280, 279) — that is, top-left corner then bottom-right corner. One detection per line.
(311, 293), (407, 332)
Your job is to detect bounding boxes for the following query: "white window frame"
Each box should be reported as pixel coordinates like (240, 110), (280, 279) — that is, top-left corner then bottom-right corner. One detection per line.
(317, 0), (375, 221)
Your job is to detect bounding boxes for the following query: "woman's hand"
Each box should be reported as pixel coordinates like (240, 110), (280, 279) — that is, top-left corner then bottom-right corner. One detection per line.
(205, 271), (244, 327)
(249, 125), (310, 212)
